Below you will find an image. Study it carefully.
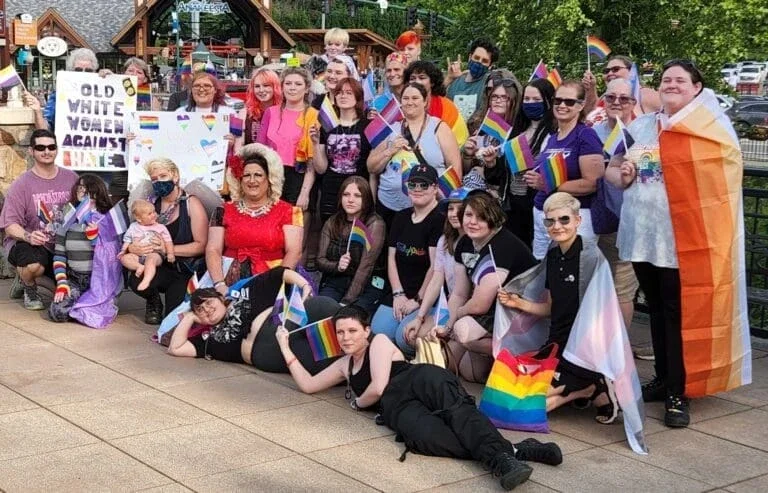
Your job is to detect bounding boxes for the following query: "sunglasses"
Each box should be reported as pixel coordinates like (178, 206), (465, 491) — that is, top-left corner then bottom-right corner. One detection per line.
(543, 215), (572, 228)
(73, 67), (95, 73)
(406, 181), (432, 191)
(553, 97), (583, 107)
(602, 66), (627, 74)
(489, 74), (516, 88)
(33, 144), (57, 151)
(604, 94), (636, 105)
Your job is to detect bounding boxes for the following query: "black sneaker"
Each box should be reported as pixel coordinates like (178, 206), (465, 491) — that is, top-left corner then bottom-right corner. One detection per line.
(489, 451), (532, 491)
(515, 438), (563, 466)
(144, 293), (164, 325)
(664, 394), (690, 428)
(641, 376), (666, 402)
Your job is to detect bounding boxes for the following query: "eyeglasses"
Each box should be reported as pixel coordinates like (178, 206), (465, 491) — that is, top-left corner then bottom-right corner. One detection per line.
(490, 94), (510, 102)
(406, 181), (432, 191)
(33, 144), (57, 151)
(73, 67), (95, 73)
(193, 84), (215, 91)
(553, 97), (583, 107)
(543, 215), (572, 228)
(604, 94), (636, 105)
(602, 66), (627, 74)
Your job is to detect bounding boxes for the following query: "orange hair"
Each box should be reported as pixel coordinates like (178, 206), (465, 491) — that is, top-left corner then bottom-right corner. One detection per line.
(245, 69), (283, 120)
(395, 31), (421, 51)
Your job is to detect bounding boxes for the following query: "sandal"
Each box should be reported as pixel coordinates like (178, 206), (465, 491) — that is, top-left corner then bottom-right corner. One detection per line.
(593, 378), (621, 425)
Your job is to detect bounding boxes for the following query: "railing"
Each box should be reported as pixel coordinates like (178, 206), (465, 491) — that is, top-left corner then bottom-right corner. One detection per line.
(744, 167), (768, 338)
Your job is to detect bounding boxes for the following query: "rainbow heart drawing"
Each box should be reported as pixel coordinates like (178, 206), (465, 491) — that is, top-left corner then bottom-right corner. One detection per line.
(200, 139), (218, 156)
(202, 114), (216, 131)
(177, 114), (190, 130)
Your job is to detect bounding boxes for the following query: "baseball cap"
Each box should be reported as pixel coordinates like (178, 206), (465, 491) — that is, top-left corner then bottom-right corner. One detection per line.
(408, 165), (438, 184)
(439, 187), (471, 211)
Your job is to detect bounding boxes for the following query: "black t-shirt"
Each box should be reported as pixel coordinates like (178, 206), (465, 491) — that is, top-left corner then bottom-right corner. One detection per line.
(544, 236), (582, 355)
(386, 207), (444, 304)
(319, 120), (371, 216)
(190, 267), (286, 361)
(455, 228), (537, 288)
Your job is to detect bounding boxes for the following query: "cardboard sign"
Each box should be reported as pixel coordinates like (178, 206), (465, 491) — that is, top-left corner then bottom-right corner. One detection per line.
(127, 111), (231, 192)
(54, 71), (137, 171)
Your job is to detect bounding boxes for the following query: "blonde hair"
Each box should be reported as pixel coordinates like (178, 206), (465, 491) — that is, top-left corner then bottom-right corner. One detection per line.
(144, 158), (180, 181)
(226, 143), (285, 202)
(324, 28), (349, 47)
(543, 192), (581, 216)
(131, 199), (155, 217)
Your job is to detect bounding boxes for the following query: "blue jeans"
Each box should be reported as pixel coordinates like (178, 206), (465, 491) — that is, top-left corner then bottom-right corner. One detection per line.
(371, 305), (436, 358)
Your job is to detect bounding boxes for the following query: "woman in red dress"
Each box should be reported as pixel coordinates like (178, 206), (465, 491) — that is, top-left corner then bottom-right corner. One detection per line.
(205, 144), (304, 296)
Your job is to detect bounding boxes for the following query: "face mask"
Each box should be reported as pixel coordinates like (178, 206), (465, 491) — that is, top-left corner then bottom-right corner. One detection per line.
(152, 180), (175, 197)
(522, 102), (545, 121)
(468, 60), (489, 80)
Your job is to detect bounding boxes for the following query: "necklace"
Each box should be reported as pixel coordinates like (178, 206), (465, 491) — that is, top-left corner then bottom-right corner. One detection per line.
(237, 199), (273, 218)
(158, 191), (182, 225)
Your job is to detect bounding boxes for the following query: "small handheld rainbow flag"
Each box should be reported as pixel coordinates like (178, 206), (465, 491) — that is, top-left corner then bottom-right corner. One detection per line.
(304, 317), (343, 361)
(602, 119), (634, 157)
(587, 36), (611, 60)
(529, 60), (549, 82)
(478, 111), (512, 143)
(546, 69), (562, 89)
(139, 115), (159, 130)
(137, 84), (152, 110)
(37, 201), (53, 225)
(541, 152), (568, 192)
(0, 65), (24, 90)
(348, 218), (373, 252)
(84, 223), (99, 242)
(364, 114), (394, 148)
(435, 288), (450, 327)
(438, 167), (462, 198)
(502, 134), (535, 174)
(186, 272), (199, 297)
(319, 95), (340, 132)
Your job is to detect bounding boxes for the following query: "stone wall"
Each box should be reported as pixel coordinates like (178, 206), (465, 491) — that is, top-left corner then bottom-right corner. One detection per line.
(0, 106), (35, 278)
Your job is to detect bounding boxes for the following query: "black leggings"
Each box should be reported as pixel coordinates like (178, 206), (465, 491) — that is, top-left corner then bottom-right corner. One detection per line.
(251, 296), (342, 374)
(633, 262), (684, 395)
(128, 264), (191, 317)
(381, 364), (515, 464)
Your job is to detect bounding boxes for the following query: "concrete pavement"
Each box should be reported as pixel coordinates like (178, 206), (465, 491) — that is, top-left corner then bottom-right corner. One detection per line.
(1, 279), (767, 492)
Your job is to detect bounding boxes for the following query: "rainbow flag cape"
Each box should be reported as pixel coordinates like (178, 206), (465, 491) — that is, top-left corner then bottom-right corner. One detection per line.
(0, 65), (23, 90)
(318, 95), (340, 132)
(438, 166), (461, 198)
(587, 36), (611, 59)
(364, 114), (393, 148)
(349, 218), (373, 252)
(546, 69), (562, 89)
(305, 317), (343, 361)
(478, 111), (512, 143)
(137, 84), (152, 110)
(139, 115), (159, 130)
(602, 120), (634, 157)
(435, 287), (450, 326)
(659, 89), (751, 397)
(286, 285), (308, 327)
(37, 200), (53, 225)
(428, 96), (469, 146)
(529, 60), (548, 82)
(479, 347), (556, 433)
(541, 152), (567, 192)
(502, 134), (535, 173)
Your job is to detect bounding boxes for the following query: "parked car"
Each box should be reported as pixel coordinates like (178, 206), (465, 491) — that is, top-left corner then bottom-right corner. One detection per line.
(716, 94), (735, 110)
(727, 101), (768, 137)
(740, 66), (765, 84)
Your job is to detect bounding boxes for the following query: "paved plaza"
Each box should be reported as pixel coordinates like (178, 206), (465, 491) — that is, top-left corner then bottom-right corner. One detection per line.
(1, 278), (767, 492)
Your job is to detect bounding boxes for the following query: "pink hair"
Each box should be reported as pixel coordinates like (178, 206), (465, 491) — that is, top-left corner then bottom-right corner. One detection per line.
(245, 69), (283, 120)
(395, 31), (421, 51)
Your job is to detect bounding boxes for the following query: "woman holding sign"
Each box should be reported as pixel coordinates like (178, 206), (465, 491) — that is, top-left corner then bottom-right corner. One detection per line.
(317, 176), (385, 314)
(167, 266), (340, 375)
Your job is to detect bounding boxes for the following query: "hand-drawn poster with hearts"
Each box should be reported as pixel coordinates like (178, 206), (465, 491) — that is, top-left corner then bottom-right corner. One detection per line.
(127, 111), (231, 191)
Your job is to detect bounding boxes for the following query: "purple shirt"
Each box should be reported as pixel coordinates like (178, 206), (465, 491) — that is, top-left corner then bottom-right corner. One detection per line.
(0, 167), (79, 253)
(533, 123), (604, 210)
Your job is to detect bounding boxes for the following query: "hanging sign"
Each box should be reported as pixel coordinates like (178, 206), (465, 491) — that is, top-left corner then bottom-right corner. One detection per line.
(177, 1), (232, 15)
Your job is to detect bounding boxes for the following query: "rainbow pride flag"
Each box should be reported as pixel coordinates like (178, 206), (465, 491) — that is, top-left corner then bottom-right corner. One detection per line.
(502, 134), (535, 173)
(529, 60), (548, 82)
(541, 152), (567, 192)
(319, 95), (340, 132)
(349, 218), (373, 252)
(479, 347), (556, 433)
(139, 115), (159, 130)
(137, 84), (152, 110)
(364, 114), (393, 148)
(305, 317), (343, 361)
(587, 36), (611, 60)
(186, 272), (199, 297)
(546, 69), (562, 89)
(37, 201), (53, 225)
(438, 167), (461, 198)
(478, 111), (512, 143)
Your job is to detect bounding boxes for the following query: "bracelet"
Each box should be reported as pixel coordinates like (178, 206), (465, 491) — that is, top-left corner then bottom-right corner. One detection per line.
(393, 291), (406, 298)
(213, 281), (226, 288)
(286, 357), (297, 367)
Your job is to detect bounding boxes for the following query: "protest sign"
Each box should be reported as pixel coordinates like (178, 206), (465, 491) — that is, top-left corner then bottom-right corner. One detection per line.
(127, 111), (230, 191)
(54, 71), (137, 170)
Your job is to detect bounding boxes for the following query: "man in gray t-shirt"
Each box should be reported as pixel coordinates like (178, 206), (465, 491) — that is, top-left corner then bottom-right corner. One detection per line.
(0, 129), (78, 310)
(445, 38), (500, 120)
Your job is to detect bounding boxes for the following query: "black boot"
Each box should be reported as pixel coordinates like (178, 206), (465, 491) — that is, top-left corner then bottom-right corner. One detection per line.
(489, 451), (532, 491)
(144, 292), (164, 325)
(514, 438), (563, 466)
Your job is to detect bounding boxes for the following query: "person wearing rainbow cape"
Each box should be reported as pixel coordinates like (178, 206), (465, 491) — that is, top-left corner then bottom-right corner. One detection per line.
(276, 304), (563, 491)
(496, 192), (647, 455)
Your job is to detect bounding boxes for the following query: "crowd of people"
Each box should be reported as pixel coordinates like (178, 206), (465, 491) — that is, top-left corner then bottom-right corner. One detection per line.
(0, 26), (752, 491)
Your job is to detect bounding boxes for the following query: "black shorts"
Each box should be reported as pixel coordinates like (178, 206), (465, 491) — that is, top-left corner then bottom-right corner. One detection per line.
(472, 311), (495, 334)
(552, 358), (602, 397)
(7, 242), (53, 273)
(282, 165), (318, 212)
